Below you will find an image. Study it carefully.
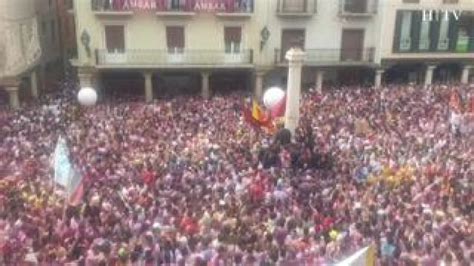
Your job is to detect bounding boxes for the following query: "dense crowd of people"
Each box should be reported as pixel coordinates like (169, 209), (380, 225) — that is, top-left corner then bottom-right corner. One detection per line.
(0, 79), (473, 265)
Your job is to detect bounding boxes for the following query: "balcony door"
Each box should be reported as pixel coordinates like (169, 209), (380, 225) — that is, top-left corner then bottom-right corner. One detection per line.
(281, 29), (305, 60)
(166, 26), (185, 63)
(105, 25), (126, 64)
(344, 0), (367, 13)
(341, 29), (364, 61)
(105, 25), (125, 53)
(282, 0), (307, 12)
(224, 26), (243, 63)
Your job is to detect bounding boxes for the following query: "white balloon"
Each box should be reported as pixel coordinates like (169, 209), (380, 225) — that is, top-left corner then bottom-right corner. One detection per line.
(77, 87), (98, 106)
(263, 87), (285, 108)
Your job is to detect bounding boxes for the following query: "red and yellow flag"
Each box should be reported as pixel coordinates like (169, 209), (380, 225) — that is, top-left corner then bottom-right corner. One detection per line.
(449, 90), (462, 113)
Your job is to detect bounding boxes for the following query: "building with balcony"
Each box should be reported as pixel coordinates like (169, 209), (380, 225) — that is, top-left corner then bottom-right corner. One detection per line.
(70, 0), (473, 102)
(0, 0), (62, 108)
(378, 0), (474, 85)
(72, 0), (256, 100)
(262, 0), (383, 91)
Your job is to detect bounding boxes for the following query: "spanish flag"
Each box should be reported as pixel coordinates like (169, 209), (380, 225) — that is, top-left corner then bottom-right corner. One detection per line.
(252, 99), (264, 122)
(244, 100), (275, 132)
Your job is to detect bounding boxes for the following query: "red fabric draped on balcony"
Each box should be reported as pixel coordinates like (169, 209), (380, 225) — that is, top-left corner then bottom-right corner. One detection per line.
(185, 0), (195, 11)
(113, 0), (124, 10)
(225, 0), (234, 12)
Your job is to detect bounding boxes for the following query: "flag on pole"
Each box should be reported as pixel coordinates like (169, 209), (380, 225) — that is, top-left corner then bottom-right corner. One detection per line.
(334, 245), (376, 266)
(244, 100), (275, 132)
(449, 90), (462, 113)
(53, 136), (84, 205)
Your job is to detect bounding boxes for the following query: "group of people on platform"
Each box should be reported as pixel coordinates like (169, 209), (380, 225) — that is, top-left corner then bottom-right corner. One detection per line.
(0, 78), (473, 265)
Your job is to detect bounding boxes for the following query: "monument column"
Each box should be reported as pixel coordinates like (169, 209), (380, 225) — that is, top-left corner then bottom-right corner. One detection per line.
(254, 70), (265, 100)
(284, 48), (305, 134)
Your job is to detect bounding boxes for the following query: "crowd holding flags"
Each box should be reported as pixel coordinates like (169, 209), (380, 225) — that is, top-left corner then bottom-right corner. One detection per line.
(243, 94), (286, 133)
(53, 136), (84, 206)
(449, 89), (463, 113)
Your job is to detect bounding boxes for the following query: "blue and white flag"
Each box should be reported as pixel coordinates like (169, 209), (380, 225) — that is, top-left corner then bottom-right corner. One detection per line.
(53, 136), (73, 188)
(53, 136), (84, 203)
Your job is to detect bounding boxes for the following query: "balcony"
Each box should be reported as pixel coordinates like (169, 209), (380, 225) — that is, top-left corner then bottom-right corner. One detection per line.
(277, 0), (316, 17)
(91, 0), (253, 17)
(96, 49), (254, 68)
(338, 0), (378, 17)
(91, 0), (133, 17)
(274, 48), (376, 66)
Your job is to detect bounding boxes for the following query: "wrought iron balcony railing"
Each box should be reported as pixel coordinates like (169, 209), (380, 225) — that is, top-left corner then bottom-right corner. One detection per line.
(275, 48), (376, 65)
(276, 0), (317, 15)
(91, 0), (254, 13)
(338, 0), (378, 16)
(96, 49), (254, 66)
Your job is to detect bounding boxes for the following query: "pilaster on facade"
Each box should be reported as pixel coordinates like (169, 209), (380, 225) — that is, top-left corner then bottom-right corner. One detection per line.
(143, 71), (154, 102)
(424, 65), (437, 87)
(201, 71), (211, 100)
(461, 65), (472, 84)
(375, 68), (385, 88)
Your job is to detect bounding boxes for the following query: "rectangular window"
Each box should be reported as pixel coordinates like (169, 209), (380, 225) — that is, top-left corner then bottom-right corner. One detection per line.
(344, 0), (367, 13)
(419, 20), (431, 50)
(50, 21), (56, 43)
(225, 27), (242, 53)
(166, 26), (185, 53)
(443, 0), (458, 4)
(438, 18), (450, 50)
(399, 11), (413, 51)
(105, 25), (125, 53)
(281, 0), (307, 13)
(403, 0), (419, 3)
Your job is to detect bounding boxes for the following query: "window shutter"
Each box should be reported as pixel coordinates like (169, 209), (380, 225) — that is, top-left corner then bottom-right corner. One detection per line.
(410, 11), (422, 51)
(166, 26), (185, 49)
(225, 27), (242, 43)
(105, 25), (125, 52)
(393, 11), (403, 52)
(429, 19), (440, 51)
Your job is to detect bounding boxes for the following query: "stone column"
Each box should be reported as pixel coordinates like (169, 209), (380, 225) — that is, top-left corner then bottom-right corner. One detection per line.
(5, 86), (20, 109)
(461, 65), (472, 84)
(424, 65), (436, 87)
(31, 70), (39, 98)
(144, 72), (153, 102)
(375, 69), (385, 88)
(254, 71), (265, 100)
(78, 71), (93, 88)
(315, 70), (324, 91)
(284, 48), (305, 135)
(201, 71), (210, 99)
